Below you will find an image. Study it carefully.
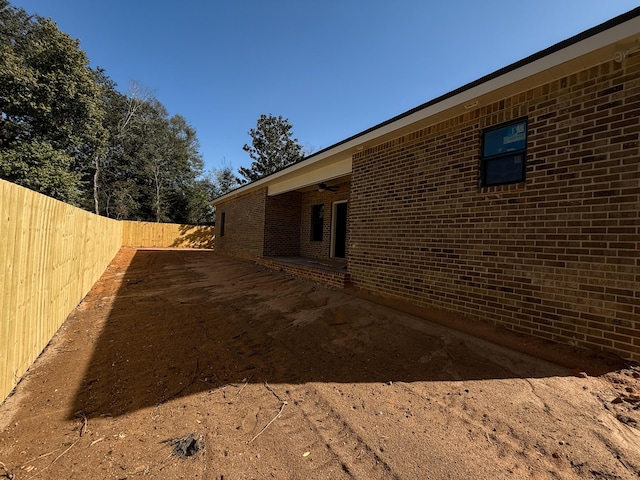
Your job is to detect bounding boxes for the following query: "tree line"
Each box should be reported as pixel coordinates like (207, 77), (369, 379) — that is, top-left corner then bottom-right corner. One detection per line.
(0, 1), (306, 224)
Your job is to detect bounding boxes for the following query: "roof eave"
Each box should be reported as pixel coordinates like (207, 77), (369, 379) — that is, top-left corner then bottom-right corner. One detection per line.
(212, 7), (640, 205)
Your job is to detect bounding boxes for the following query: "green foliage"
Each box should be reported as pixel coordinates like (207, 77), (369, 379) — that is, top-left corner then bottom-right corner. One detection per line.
(0, 0), (106, 206)
(98, 95), (209, 223)
(0, 1), (213, 224)
(239, 114), (304, 183)
(182, 178), (216, 225)
(0, 141), (81, 203)
(211, 164), (240, 197)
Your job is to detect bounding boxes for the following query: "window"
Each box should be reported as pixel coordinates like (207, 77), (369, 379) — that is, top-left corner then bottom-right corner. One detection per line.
(220, 212), (225, 237)
(480, 118), (527, 187)
(311, 204), (324, 241)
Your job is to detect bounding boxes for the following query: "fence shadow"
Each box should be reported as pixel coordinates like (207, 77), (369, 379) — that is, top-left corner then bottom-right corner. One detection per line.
(70, 250), (620, 420)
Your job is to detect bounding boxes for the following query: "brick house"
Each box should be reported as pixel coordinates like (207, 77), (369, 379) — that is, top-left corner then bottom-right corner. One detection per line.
(213, 9), (640, 361)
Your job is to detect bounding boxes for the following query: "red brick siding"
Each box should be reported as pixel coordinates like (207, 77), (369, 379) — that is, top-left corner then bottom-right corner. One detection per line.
(264, 191), (302, 256)
(257, 257), (351, 288)
(349, 55), (640, 360)
(215, 188), (267, 259)
(300, 181), (350, 259)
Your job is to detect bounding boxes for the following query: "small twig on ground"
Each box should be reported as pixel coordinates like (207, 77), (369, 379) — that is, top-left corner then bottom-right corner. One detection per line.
(203, 385), (227, 396)
(0, 461), (14, 479)
(264, 381), (285, 403)
(237, 376), (252, 396)
(247, 402), (287, 444)
(161, 357), (199, 404)
(89, 437), (105, 447)
(209, 371), (222, 385)
(76, 411), (88, 437)
(50, 441), (80, 465)
(15, 451), (55, 470)
(197, 370), (222, 387)
(26, 439), (79, 480)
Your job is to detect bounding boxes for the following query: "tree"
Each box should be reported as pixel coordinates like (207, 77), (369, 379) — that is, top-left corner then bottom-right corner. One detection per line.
(211, 162), (240, 197)
(238, 114), (304, 183)
(0, 141), (82, 201)
(155, 112), (204, 223)
(182, 177), (215, 225)
(92, 77), (151, 215)
(95, 79), (159, 219)
(0, 0), (106, 206)
(0, 1), (212, 224)
(94, 85), (208, 223)
(205, 164), (240, 224)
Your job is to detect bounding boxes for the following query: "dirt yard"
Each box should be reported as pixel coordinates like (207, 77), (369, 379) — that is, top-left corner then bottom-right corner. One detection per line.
(1, 248), (639, 479)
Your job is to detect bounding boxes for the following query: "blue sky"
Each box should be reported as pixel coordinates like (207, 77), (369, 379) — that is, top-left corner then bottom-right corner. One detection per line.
(8, 1), (638, 174)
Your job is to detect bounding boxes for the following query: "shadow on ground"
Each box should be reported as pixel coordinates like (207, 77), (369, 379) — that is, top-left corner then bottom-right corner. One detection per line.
(70, 249), (609, 420)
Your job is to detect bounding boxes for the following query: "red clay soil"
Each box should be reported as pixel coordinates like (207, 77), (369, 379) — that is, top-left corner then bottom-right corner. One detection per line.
(1, 247), (639, 479)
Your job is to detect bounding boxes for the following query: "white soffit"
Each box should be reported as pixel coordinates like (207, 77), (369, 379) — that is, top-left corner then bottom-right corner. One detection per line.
(268, 157), (352, 196)
(351, 17), (640, 145)
(212, 12), (640, 204)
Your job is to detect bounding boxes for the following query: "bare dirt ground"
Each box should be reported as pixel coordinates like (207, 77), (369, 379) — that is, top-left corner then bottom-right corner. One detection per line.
(1, 248), (640, 480)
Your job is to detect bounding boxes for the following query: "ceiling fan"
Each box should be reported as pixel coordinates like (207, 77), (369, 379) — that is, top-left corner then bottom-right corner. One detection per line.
(318, 183), (338, 193)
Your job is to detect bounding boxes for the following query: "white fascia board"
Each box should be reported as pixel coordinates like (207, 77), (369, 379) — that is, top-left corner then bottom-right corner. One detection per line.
(212, 14), (640, 205)
(351, 16), (640, 143)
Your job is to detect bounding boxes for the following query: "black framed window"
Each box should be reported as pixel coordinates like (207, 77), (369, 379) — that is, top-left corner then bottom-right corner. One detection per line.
(220, 212), (225, 237)
(311, 204), (324, 241)
(480, 118), (527, 187)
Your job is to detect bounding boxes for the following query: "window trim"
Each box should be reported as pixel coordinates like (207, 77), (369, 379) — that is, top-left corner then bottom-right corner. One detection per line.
(480, 117), (528, 187)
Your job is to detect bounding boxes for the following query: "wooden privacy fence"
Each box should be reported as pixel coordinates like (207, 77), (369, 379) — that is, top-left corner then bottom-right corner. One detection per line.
(122, 221), (215, 249)
(0, 179), (215, 403)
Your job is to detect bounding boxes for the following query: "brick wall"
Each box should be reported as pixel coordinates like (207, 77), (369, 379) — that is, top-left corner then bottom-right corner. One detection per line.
(257, 257), (351, 288)
(349, 54), (640, 360)
(216, 182), (352, 260)
(215, 188), (267, 259)
(264, 191), (302, 256)
(300, 181), (351, 259)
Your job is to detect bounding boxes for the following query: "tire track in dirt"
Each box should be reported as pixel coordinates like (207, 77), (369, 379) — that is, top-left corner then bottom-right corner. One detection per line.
(395, 381), (516, 469)
(394, 379), (569, 478)
(293, 384), (401, 480)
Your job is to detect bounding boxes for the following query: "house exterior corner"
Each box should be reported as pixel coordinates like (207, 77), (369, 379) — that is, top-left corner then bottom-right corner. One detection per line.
(212, 9), (640, 361)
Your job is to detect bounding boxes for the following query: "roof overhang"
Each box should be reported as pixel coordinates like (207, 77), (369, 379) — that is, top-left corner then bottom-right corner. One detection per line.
(212, 8), (640, 205)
